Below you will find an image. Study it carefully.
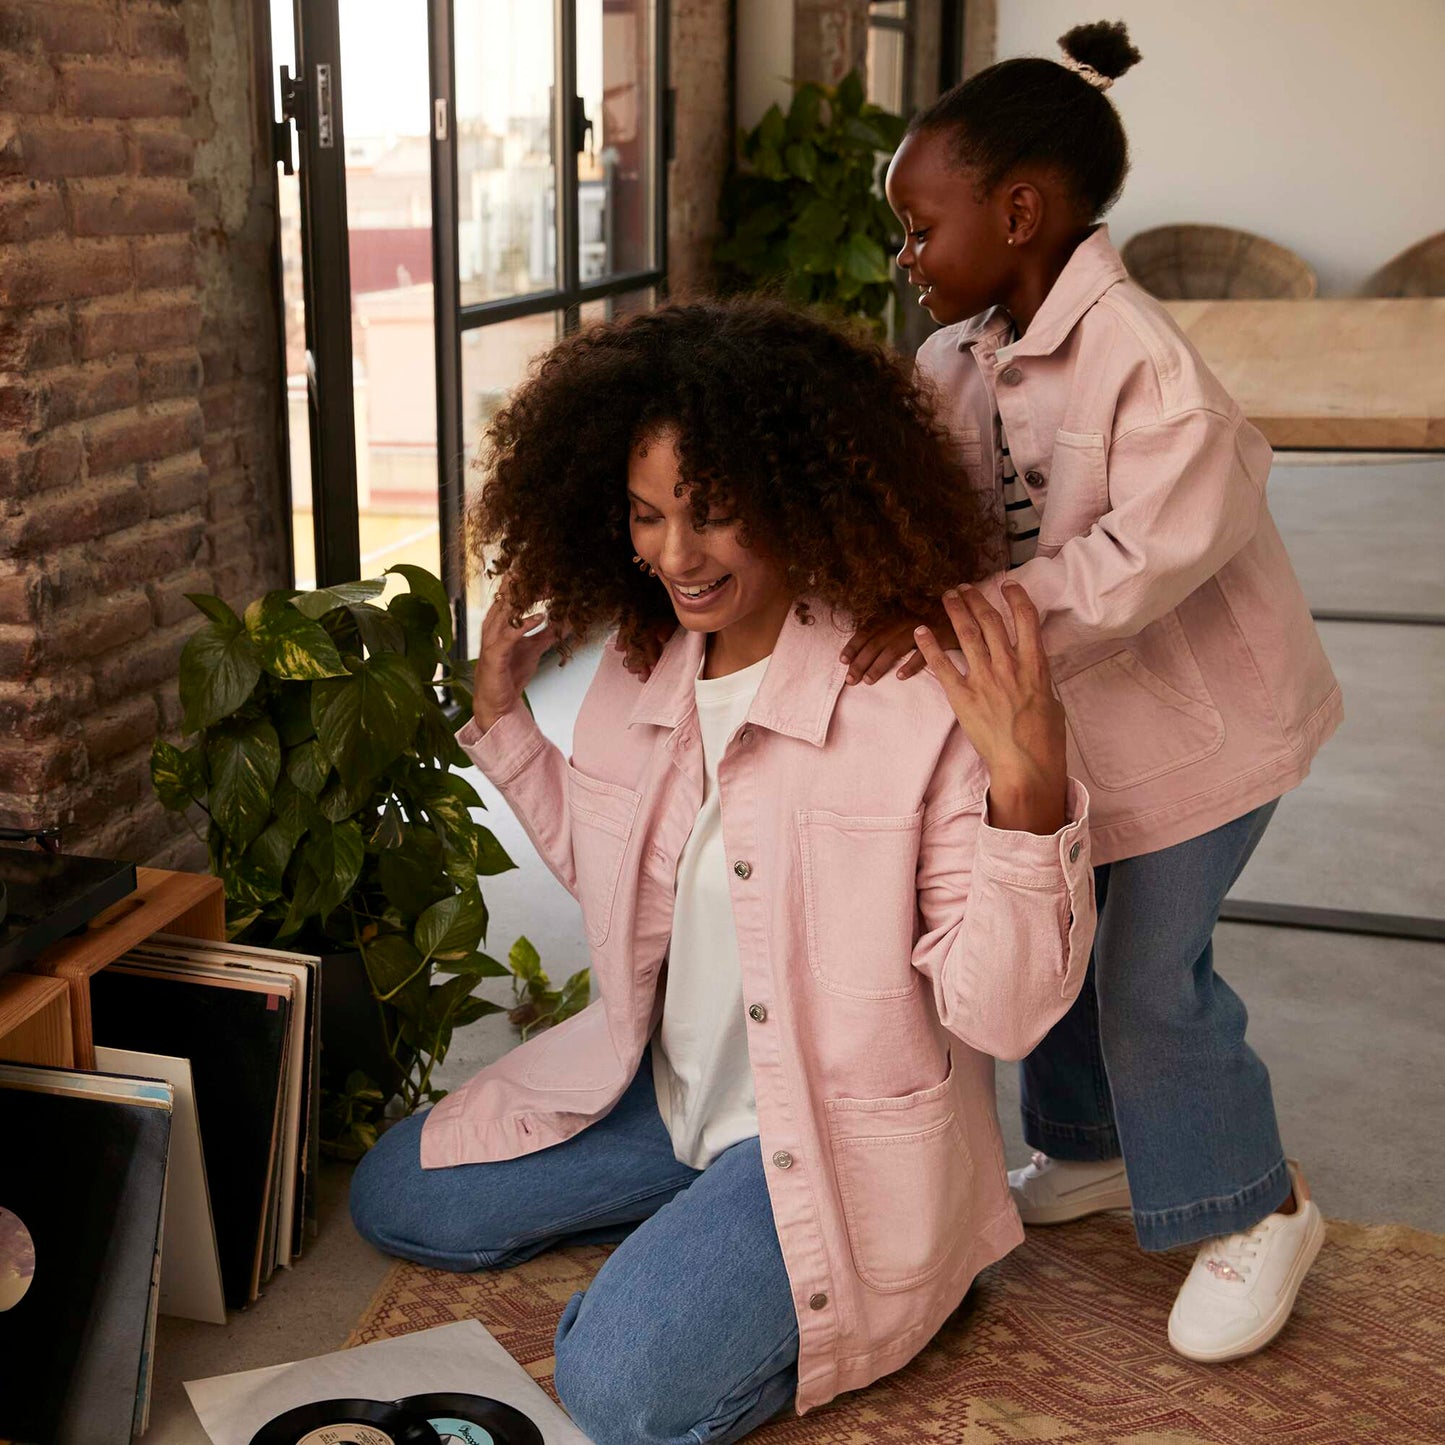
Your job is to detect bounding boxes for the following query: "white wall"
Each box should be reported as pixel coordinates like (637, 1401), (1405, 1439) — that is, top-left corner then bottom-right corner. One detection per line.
(996, 0), (1445, 295)
(736, 0), (795, 130)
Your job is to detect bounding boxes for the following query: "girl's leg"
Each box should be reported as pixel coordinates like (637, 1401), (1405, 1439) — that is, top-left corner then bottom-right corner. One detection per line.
(1089, 801), (1290, 1250)
(349, 1052), (699, 1271)
(552, 1135), (799, 1445)
(1018, 866), (1122, 1161)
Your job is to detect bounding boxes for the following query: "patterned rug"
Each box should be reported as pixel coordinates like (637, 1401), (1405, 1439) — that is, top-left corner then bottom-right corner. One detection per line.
(348, 1212), (1445, 1443)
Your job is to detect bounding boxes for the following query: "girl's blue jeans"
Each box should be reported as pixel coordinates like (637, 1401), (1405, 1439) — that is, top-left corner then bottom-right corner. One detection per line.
(1020, 799), (1292, 1250)
(349, 1051), (799, 1445)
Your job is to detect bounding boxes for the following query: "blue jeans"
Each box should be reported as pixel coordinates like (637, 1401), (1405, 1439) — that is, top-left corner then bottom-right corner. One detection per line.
(350, 1054), (799, 1444)
(1020, 801), (1291, 1251)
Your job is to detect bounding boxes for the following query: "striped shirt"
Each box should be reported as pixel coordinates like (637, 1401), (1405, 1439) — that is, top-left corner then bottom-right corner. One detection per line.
(995, 328), (1042, 568)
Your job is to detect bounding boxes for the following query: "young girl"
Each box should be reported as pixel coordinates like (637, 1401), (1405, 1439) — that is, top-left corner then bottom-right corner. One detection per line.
(848, 20), (1342, 1363)
(350, 298), (1095, 1443)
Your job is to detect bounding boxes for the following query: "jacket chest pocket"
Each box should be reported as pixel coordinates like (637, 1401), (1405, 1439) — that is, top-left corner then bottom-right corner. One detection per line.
(826, 1059), (972, 1292)
(567, 763), (641, 948)
(798, 809), (923, 1000)
(1036, 430), (1109, 556)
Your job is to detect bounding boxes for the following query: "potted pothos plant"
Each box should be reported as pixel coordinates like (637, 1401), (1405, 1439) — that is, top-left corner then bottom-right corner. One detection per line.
(150, 566), (589, 1154)
(714, 70), (907, 333)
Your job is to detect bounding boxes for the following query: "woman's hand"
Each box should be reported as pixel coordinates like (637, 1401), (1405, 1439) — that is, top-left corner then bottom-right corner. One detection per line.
(473, 596), (559, 734)
(912, 583), (1067, 836)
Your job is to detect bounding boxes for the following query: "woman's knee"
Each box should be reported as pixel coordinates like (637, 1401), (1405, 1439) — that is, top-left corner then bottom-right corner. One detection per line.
(348, 1110), (425, 1252)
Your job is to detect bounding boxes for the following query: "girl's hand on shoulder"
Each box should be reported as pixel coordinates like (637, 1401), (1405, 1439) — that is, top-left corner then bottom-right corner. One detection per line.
(842, 604), (958, 685)
(913, 583), (1068, 836)
(474, 596), (559, 734)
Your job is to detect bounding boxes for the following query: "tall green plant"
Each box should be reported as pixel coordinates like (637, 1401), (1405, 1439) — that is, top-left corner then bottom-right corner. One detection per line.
(714, 71), (907, 331)
(149, 568), (589, 1134)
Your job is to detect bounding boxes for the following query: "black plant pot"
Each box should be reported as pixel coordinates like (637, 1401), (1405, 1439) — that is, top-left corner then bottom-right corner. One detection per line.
(318, 949), (404, 1101)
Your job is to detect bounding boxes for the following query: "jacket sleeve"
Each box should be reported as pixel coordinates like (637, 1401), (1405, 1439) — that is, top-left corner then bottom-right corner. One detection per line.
(910, 753), (1095, 1061)
(456, 707), (580, 900)
(984, 407), (1271, 654)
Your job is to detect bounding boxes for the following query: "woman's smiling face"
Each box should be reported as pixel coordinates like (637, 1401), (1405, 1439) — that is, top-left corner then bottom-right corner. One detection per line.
(627, 427), (790, 640)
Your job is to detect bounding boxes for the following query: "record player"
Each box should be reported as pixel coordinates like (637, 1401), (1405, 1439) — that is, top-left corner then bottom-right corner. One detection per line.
(0, 832), (138, 978)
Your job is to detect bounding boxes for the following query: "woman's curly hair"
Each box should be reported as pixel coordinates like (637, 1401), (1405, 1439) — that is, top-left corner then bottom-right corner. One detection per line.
(470, 296), (997, 660)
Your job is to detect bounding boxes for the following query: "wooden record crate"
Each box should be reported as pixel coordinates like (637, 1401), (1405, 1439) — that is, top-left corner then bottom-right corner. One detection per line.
(1, 867), (226, 1070)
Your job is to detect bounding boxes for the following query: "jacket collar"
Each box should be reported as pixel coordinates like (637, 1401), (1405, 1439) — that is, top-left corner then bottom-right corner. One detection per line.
(955, 224), (1128, 359)
(627, 600), (848, 747)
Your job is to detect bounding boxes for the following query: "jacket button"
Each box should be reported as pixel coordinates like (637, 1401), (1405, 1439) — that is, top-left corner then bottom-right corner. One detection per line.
(998, 366), (1022, 386)
(748, 1003), (767, 1022)
(733, 860), (752, 879)
(739, 727), (754, 745)
(809, 1292), (828, 1310)
(772, 1150), (793, 1169)
(1024, 469), (1044, 485)
(1069, 841), (1081, 863)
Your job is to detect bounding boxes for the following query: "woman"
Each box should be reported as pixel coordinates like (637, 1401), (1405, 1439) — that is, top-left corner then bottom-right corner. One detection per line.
(351, 298), (1095, 1444)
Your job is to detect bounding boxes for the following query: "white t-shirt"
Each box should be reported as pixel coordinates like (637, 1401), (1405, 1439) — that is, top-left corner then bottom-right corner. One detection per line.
(651, 652), (769, 1169)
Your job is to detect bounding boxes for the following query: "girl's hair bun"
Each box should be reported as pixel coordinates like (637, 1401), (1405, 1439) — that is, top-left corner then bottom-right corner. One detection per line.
(1059, 20), (1142, 81)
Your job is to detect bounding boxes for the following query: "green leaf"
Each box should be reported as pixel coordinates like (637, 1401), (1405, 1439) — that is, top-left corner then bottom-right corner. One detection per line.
(285, 737), (330, 797)
(294, 817), (364, 923)
(151, 739), (205, 810)
(840, 116), (891, 152)
(435, 950), (510, 979)
(206, 715), (281, 850)
(377, 828), (450, 916)
(312, 653), (424, 780)
(245, 592), (349, 680)
(556, 966), (591, 1021)
(348, 602), (407, 657)
(291, 579), (387, 619)
(415, 888), (487, 962)
(361, 932), (427, 1001)
(756, 102), (786, 151)
(386, 564), (453, 651)
(835, 69), (865, 117)
(475, 825), (516, 877)
(179, 620), (262, 733)
(509, 935), (543, 984)
(841, 232), (891, 284)
(786, 83), (824, 139)
(318, 772), (376, 823)
(185, 593), (242, 630)
(453, 996), (504, 1028)
(784, 140), (817, 183)
(370, 797), (404, 850)
(272, 681), (318, 747)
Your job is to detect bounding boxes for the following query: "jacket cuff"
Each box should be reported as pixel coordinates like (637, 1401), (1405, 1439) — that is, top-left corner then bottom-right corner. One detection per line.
(456, 706), (547, 786)
(976, 779), (1090, 888)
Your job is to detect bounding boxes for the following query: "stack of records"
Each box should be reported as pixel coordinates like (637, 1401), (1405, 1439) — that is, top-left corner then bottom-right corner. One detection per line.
(0, 1062), (174, 1444)
(89, 935), (322, 1313)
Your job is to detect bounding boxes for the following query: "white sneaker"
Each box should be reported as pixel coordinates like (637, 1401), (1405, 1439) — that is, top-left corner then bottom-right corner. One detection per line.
(1008, 1151), (1132, 1225)
(1168, 1162), (1325, 1363)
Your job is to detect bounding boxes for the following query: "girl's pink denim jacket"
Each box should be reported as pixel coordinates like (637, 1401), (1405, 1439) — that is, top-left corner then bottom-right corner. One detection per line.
(917, 226), (1343, 863)
(423, 607), (1095, 1414)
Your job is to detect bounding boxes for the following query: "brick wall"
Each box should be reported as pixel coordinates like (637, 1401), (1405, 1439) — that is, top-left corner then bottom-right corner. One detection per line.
(0, 0), (288, 867)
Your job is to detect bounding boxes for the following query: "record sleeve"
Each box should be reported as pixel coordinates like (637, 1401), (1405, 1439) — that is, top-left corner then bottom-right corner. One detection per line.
(0, 1064), (172, 1445)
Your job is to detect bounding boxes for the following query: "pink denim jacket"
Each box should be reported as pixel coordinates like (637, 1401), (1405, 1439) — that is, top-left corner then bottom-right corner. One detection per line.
(424, 607), (1094, 1414)
(916, 226), (1343, 863)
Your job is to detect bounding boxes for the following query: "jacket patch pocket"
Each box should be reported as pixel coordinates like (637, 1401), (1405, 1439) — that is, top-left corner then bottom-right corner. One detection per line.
(1036, 430), (1108, 556)
(826, 1059), (971, 1292)
(1057, 621), (1226, 790)
(799, 809), (924, 999)
(567, 763), (640, 947)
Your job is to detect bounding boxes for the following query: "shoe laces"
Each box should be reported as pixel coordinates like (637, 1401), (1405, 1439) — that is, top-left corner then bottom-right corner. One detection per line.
(1201, 1222), (1268, 1284)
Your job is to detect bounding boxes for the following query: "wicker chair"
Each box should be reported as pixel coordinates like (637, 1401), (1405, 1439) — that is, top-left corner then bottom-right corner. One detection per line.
(1362, 232), (1445, 297)
(1120, 224), (1317, 300)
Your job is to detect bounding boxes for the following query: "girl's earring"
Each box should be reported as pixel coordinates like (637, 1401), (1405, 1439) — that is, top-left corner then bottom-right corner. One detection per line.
(632, 554), (656, 577)
(1007, 237), (1016, 246)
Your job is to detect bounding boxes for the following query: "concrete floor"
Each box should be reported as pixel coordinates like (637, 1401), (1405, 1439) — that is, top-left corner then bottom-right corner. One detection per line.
(149, 454), (1445, 1441)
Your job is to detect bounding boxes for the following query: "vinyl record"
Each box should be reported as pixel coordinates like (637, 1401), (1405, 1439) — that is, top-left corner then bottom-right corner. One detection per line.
(396, 1394), (544, 1445)
(250, 1397), (442, 1445)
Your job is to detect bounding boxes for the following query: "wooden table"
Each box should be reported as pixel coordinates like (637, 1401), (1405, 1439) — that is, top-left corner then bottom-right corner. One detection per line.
(1164, 298), (1445, 450)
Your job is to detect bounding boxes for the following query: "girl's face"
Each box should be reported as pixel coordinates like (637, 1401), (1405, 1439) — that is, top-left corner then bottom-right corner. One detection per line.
(885, 127), (1016, 327)
(627, 428), (791, 643)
